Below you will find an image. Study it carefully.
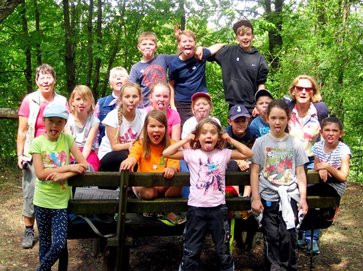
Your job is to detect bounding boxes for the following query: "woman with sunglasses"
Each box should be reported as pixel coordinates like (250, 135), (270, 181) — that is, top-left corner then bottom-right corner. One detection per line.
(287, 75), (329, 169)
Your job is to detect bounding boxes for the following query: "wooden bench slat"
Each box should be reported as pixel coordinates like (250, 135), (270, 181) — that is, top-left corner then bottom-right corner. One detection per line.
(68, 200), (119, 214)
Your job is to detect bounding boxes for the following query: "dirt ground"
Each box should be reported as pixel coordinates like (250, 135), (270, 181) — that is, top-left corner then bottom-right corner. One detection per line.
(0, 169), (362, 271)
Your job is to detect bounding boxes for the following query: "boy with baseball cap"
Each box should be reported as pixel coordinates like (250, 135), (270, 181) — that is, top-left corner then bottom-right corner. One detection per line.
(250, 89), (274, 137)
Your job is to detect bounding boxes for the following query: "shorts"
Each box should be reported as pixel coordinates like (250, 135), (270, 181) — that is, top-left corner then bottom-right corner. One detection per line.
(22, 163), (36, 218)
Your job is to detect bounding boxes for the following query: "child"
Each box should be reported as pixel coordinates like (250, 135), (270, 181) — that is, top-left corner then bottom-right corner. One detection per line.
(249, 89), (274, 137)
(210, 19), (268, 113)
(181, 92), (220, 140)
(95, 66), (129, 143)
(163, 118), (253, 270)
(129, 32), (175, 108)
(168, 29), (224, 124)
(66, 85), (100, 171)
(29, 102), (88, 270)
(144, 82), (181, 141)
(300, 117), (351, 255)
(98, 82), (146, 172)
(250, 100), (308, 270)
(120, 110), (180, 199)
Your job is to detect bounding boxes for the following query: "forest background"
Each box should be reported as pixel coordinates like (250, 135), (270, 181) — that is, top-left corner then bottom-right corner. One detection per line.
(0, 0), (362, 182)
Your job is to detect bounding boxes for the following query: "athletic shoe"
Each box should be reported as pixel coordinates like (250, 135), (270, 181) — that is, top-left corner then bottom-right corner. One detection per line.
(307, 240), (320, 255)
(22, 228), (34, 249)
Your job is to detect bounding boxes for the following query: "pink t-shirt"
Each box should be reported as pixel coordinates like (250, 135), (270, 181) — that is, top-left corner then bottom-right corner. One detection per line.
(183, 148), (232, 208)
(144, 106), (181, 137)
(18, 95), (49, 137)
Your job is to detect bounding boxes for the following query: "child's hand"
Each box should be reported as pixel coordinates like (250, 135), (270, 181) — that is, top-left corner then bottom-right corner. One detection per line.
(46, 172), (67, 182)
(318, 169), (329, 182)
(186, 133), (195, 142)
(163, 167), (177, 179)
(221, 132), (231, 143)
(119, 157), (136, 172)
(315, 162), (330, 171)
(236, 160), (250, 171)
(69, 164), (87, 174)
(194, 46), (203, 61)
(251, 198), (264, 213)
(299, 198), (308, 215)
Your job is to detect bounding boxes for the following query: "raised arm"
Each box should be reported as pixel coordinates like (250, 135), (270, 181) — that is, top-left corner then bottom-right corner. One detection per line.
(163, 134), (194, 159)
(222, 133), (253, 160)
(168, 80), (176, 110)
(207, 43), (225, 55)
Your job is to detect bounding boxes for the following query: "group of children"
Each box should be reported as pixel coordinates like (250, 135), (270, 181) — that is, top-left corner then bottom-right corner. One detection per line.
(17, 19), (351, 271)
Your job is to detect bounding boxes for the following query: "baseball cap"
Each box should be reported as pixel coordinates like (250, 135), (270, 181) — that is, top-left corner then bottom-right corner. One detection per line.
(232, 20), (253, 34)
(43, 102), (69, 120)
(191, 92), (211, 102)
(228, 104), (250, 120)
(255, 89), (273, 102)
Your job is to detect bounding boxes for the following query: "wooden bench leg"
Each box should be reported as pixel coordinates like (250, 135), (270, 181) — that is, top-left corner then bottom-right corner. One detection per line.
(103, 246), (116, 271)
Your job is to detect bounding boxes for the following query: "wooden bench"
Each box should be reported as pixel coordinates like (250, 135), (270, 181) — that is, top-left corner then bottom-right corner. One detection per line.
(67, 170), (340, 271)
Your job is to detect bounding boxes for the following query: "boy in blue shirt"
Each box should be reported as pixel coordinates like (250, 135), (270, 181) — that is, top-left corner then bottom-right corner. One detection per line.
(250, 89), (274, 137)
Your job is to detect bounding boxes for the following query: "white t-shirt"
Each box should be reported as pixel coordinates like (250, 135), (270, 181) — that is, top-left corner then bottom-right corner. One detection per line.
(98, 108), (146, 160)
(181, 116), (221, 139)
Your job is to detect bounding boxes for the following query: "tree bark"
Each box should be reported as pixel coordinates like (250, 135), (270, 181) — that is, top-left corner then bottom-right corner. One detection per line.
(34, 0), (41, 65)
(20, 1), (32, 93)
(63, 0), (76, 93)
(93, 0), (103, 97)
(86, 0), (94, 89)
(0, 0), (24, 23)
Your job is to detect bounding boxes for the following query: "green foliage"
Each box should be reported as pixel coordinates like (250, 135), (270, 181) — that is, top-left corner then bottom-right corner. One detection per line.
(0, 0), (362, 181)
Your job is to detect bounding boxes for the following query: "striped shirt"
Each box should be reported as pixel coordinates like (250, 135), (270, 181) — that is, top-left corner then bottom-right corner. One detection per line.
(313, 141), (351, 196)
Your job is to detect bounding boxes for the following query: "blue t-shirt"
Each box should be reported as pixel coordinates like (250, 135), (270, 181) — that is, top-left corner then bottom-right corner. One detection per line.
(249, 116), (270, 138)
(168, 48), (211, 102)
(129, 54), (174, 107)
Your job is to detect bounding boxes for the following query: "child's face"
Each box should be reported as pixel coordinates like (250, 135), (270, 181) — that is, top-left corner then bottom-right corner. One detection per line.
(267, 107), (289, 138)
(138, 39), (157, 59)
(150, 86), (170, 111)
(44, 117), (67, 141)
(72, 93), (91, 114)
(228, 116), (250, 137)
(109, 70), (128, 94)
(198, 123), (219, 152)
(292, 78), (314, 105)
(178, 34), (196, 57)
(320, 123), (343, 146)
(192, 97), (211, 122)
(235, 28), (253, 51)
(36, 72), (56, 94)
(121, 87), (141, 113)
(256, 96), (273, 116)
(147, 117), (166, 146)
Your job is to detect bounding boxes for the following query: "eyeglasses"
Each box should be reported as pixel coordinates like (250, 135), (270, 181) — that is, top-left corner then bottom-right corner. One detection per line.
(295, 86), (314, 92)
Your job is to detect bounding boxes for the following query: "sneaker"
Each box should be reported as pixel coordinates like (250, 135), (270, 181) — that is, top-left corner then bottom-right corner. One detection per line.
(306, 240), (320, 255)
(22, 228), (34, 249)
(297, 237), (306, 249)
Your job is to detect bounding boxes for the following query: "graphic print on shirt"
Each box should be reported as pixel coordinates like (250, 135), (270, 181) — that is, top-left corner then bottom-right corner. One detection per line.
(120, 127), (138, 143)
(43, 150), (67, 189)
(196, 156), (223, 195)
(263, 147), (294, 185)
(143, 64), (167, 89)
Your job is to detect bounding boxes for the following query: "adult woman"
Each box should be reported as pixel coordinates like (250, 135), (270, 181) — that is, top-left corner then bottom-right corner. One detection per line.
(287, 75), (329, 168)
(17, 64), (67, 249)
(144, 82), (181, 141)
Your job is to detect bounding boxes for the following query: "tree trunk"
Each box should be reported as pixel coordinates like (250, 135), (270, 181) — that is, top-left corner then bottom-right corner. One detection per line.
(178, 0), (186, 30)
(86, 0), (94, 89)
(63, 0), (76, 93)
(0, 0), (23, 23)
(34, 0), (41, 65)
(20, 2), (32, 93)
(93, 0), (103, 97)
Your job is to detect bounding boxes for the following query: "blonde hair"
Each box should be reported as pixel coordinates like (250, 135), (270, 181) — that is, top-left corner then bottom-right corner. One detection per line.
(138, 32), (158, 45)
(116, 82), (142, 136)
(288, 75), (322, 103)
(109, 66), (128, 82)
(141, 110), (170, 160)
(68, 85), (95, 114)
(175, 29), (196, 43)
(190, 118), (226, 150)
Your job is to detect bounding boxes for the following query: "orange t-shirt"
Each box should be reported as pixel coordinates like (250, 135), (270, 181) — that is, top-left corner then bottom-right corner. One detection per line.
(129, 140), (180, 172)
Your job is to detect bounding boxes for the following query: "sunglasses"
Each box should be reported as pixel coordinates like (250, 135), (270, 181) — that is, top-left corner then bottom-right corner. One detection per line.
(295, 86), (314, 93)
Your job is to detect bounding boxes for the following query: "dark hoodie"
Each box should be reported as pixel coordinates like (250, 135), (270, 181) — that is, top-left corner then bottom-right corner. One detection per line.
(210, 45), (268, 113)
